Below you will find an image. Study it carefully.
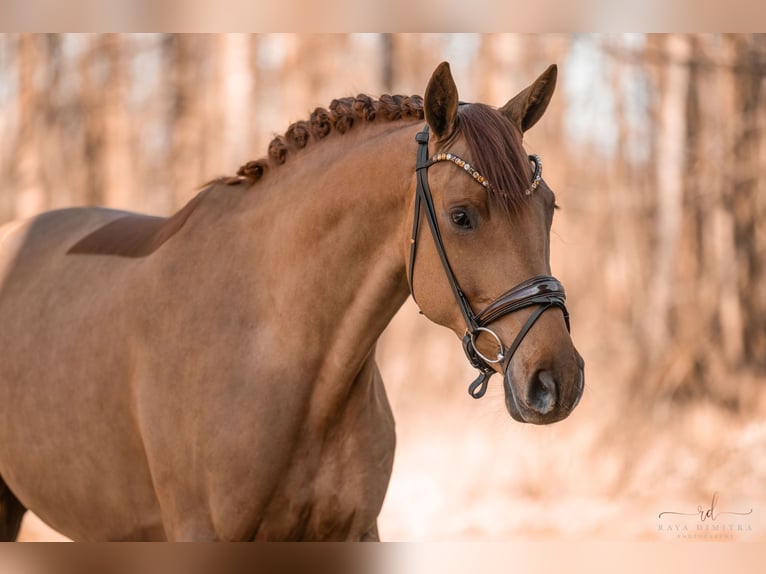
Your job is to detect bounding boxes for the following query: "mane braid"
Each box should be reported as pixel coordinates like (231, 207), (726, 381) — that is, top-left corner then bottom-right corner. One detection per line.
(455, 104), (532, 215)
(231, 93), (425, 185)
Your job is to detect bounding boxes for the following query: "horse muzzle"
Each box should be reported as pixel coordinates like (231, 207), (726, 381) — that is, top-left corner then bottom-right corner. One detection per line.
(461, 275), (578, 417)
(503, 351), (585, 424)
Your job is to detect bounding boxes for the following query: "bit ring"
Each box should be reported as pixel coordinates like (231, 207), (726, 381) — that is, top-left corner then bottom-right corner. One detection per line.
(469, 327), (505, 365)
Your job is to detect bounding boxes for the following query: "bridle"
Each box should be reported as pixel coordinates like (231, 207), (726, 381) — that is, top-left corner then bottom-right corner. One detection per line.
(408, 124), (571, 399)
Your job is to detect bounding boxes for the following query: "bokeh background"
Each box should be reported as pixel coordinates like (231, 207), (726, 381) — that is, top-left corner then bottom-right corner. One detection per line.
(1, 33), (764, 541)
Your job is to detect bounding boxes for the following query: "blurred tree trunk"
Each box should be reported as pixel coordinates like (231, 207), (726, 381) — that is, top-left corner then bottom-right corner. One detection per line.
(78, 36), (104, 207)
(36, 35), (75, 211)
(165, 34), (209, 208)
(704, 35), (742, 371)
(646, 35), (689, 363)
(101, 35), (132, 209)
(0, 36), (13, 222)
(671, 34), (725, 400)
(728, 34), (766, 371)
(77, 34), (132, 208)
(14, 34), (46, 219)
(607, 35), (645, 326)
(381, 34), (394, 92)
(216, 34), (253, 176)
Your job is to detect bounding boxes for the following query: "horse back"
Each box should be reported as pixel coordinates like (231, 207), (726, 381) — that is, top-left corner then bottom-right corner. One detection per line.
(1, 207), (136, 274)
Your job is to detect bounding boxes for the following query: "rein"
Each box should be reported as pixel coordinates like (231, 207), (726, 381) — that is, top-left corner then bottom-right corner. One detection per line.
(408, 125), (570, 399)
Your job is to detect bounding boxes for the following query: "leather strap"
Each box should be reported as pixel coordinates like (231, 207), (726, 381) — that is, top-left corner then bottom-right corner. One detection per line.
(476, 275), (569, 330)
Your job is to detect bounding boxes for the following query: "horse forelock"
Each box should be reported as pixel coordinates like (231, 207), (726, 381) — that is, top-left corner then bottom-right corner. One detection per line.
(233, 94), (425, 185)
(455, 103), (532, 216)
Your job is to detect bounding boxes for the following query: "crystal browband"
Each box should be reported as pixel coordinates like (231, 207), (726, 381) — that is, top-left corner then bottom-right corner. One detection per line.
(527, 154), (542, 195)
(429, 152), (543, 196)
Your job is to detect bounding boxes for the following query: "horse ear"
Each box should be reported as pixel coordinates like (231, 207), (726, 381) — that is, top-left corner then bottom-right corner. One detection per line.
(424, 62), (459, 140)
(500, 64), (557, 133)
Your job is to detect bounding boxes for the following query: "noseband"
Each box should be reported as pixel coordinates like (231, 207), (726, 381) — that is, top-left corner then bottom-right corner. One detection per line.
(408, 125), (570, 399)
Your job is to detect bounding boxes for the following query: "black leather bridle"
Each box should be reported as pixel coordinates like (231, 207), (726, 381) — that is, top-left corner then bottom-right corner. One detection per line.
(408, 125), (571, 399)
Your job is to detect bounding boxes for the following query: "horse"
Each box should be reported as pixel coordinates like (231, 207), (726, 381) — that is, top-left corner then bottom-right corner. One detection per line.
(0, 62), (584, 541)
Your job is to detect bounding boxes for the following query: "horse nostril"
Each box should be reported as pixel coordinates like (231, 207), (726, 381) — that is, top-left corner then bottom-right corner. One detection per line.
(527, 370), (557, 415)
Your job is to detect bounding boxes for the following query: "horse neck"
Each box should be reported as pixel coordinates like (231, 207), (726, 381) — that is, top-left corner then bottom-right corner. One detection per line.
(185, 120), (420, 393)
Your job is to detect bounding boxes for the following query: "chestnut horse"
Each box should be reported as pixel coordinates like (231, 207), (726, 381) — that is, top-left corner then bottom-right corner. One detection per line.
(0, 62), (583, 541)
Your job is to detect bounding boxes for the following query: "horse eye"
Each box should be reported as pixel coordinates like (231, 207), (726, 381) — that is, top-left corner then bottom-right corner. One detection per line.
(450, 210), (473, 229)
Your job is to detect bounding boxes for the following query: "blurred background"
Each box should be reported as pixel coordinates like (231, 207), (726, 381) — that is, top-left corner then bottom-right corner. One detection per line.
(1, 33), (764, 541)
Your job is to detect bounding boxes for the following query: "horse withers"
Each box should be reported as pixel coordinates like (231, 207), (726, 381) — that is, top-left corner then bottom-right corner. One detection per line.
(0, 62), (583, 541)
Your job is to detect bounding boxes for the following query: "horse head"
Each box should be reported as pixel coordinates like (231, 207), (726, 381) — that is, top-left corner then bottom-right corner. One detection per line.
(407, 62), (584, 424)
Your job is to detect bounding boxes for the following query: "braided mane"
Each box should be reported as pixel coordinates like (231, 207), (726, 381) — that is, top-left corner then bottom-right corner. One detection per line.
(223, 92), (533, 217)
(229, 94), (425, 184)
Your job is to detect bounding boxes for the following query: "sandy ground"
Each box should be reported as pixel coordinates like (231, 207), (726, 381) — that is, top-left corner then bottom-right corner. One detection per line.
(15, 300), (766, 542)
